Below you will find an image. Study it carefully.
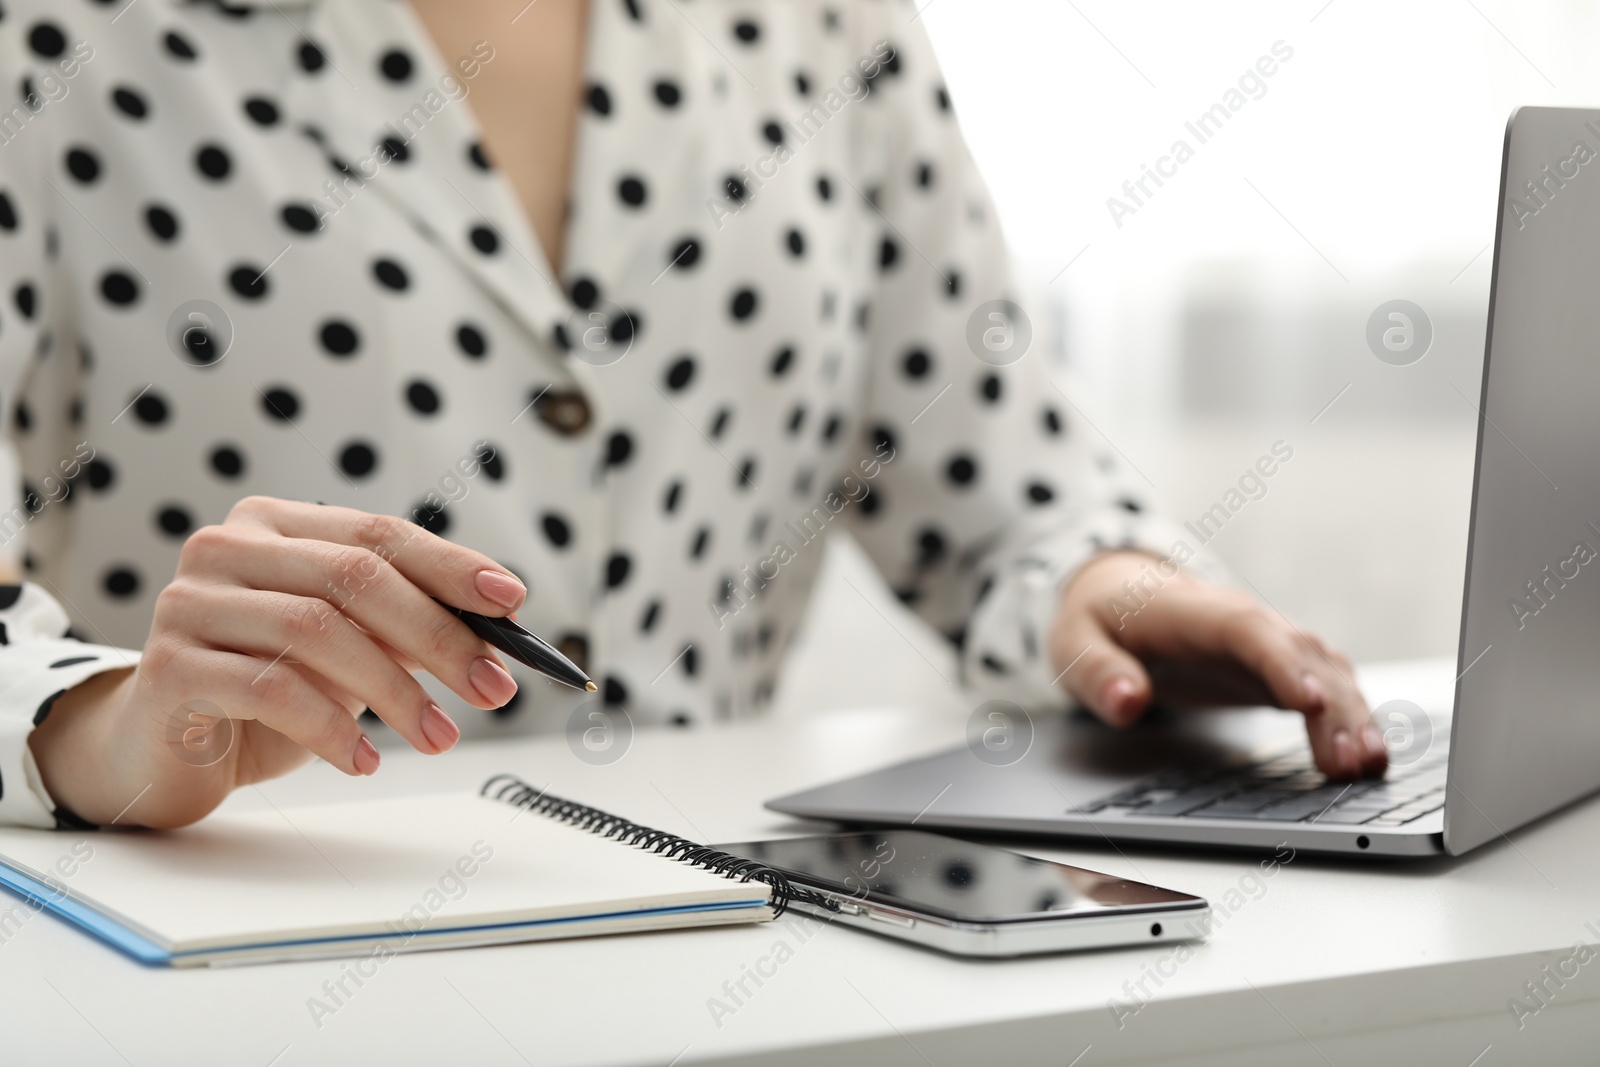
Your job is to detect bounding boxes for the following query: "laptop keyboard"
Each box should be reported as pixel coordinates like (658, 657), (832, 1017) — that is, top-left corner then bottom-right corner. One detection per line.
(1072, 743), (1450, 828)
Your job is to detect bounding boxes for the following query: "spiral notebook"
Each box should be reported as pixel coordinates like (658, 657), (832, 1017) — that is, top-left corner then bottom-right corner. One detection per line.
(0, 775), (813, 967)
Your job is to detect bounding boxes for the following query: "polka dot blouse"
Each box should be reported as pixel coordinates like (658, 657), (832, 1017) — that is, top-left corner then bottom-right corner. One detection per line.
(0, 0), (1186, 828)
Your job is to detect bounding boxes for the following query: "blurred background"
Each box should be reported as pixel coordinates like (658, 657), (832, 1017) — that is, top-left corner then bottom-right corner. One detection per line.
(775, 0), (1591, 717)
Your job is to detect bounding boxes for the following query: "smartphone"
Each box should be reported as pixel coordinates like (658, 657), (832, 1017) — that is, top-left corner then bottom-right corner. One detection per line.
(714, 830), (1210, 958)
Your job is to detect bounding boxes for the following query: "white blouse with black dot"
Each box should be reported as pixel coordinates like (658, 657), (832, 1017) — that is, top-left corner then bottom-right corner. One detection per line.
(0, 0), (1192, 828)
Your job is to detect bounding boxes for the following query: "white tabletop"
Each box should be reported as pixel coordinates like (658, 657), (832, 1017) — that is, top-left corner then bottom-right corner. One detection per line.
(4, 657), (1597, 1066)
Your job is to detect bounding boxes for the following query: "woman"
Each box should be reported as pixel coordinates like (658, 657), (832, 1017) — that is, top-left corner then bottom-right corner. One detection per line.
(0, 0), (1385, 830)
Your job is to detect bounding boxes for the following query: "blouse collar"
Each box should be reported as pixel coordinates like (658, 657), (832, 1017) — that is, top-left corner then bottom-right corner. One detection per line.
(269, 0), (578, 363)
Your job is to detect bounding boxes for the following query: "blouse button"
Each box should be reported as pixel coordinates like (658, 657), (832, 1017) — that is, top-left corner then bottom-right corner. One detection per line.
(556, 633), (590, 675)
(536, 391), (592, 436)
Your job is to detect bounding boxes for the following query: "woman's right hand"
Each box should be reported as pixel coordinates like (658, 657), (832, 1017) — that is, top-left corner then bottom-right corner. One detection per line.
(27, 497), (525, 828)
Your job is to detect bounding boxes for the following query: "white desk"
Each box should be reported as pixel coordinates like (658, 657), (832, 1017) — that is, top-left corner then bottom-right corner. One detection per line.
(5, 658), (1599, 1066)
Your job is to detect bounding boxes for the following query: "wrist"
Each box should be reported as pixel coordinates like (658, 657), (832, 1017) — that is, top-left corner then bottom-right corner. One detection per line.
(28, 668), (138, 825)
(1051, 550), (1195, 679)
(1071, 548), (1165, 585)
(1060, 550), (1163, 622)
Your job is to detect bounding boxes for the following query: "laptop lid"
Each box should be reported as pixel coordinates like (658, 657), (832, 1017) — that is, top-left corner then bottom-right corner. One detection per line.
(1446, 106), (1600, 854)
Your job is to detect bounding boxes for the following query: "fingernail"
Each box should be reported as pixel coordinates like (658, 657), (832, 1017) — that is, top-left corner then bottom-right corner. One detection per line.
(469, 656), (518, 707)
(1100, 677), (1138, 721)
(420, 702), (460, 754)
(1302, 672), (1326, 707)
(474, 569), (526, 611)
(353, 735), (381, 776)
(1332, 728), (1357, 778)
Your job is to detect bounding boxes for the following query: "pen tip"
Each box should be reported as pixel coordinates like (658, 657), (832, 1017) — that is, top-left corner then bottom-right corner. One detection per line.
(585, 681), (597, 692)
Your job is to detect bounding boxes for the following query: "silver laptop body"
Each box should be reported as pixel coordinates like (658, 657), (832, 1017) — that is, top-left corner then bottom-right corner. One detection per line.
(769, 107), (1600, 858)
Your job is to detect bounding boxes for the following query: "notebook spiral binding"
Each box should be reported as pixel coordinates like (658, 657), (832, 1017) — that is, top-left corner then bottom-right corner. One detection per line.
(482, 774), (839, 919)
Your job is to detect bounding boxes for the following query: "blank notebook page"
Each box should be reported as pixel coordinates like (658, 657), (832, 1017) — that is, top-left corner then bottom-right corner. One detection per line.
(0, 793), (768, 951)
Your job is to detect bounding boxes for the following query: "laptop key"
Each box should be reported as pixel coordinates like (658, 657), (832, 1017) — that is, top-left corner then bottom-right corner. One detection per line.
(1079, 741), (1454, 826)
(1383, 799), (1445, 823)
(1357, 785), (1423, 806)
(1205, 793), (1346, 822)
(1366, 802), (1444, 827)
(1397, 803), (1445, 824)
(1314, 800), (1393, 817)
(1125, 784), (1242, 817)
(1306, 807), (1384, 824)
(1259, 788), (1376, 822)
(1189, 792), (1295, 818)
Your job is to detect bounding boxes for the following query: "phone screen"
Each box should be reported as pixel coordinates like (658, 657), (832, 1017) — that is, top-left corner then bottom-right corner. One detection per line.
(715, 831), (1203, 923)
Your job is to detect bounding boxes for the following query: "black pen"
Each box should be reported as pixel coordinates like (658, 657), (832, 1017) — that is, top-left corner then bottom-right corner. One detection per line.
(435, 599), (596, 693)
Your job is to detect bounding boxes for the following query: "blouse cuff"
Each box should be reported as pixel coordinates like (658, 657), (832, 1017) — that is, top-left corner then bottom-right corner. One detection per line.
(0, 584), (142, 829)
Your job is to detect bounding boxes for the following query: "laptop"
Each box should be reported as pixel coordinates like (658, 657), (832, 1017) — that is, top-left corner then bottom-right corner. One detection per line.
(769, 106), (1600, 858)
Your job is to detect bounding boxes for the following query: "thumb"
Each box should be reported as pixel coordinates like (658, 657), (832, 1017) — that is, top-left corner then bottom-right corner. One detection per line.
(1052, 614), (1153, 726)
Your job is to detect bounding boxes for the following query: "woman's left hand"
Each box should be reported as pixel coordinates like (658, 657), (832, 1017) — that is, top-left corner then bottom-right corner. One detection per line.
(1050, 551), (1388, 780)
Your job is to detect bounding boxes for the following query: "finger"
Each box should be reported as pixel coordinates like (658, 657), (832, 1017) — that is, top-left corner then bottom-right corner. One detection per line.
(1111, 587), (1318, 705)
(1298, 662), (1386, 779)
(163, 583), (460, 755)
(1142, 658), (1276, 707)
(365, 628), (423, 673)
(184, 526), (517, 711)
(1051, 613), (1154, 726)
(1100, 582), (1385, 778)
(316, 615), (425, 673)
(228, 498), (525, 615)
(1209, 606), (1381, 779)
(296, 662), (367, 717)
(164, 645), (378, 776)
